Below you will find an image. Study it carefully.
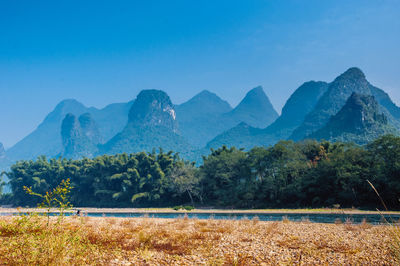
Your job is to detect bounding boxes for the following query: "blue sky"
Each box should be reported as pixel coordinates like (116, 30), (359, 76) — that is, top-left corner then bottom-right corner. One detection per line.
(0, 0), (399, 147)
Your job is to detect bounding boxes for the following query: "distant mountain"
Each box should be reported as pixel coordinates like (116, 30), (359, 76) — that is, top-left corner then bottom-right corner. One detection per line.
(78, 113), (103, 145)
(206, 81), (328, 150)
(0, 143), (6, 160)
(3, 67), (400, 165)
(61, 113), (102, 159)
(264, 81), (329, 139)
(176, 90), (232, 147)
(5, 99), (132, 162)
(177, 86), (278, 147)
(309, 93), (398, 144)
(0, 142), (10, 182)
(101, 90), (193, 155)
(290, 67), (400, 140)
(6, 99), (88, 161)
(176, 90), (232, 120)
(370, 86), (400, 125)
(205, 122), (267, 150)
(223, 86), (279, 128)
(89, 101), (133, 142)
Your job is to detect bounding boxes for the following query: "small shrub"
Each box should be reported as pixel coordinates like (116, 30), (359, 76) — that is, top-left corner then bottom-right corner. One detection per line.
(183, 205), (194, 211)
(173, 206), (182, 211)
(24, 179), (73, 225)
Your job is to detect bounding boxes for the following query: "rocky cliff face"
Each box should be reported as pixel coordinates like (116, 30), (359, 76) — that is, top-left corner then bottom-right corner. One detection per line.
(128, 90), (178, 132)
(102, 90), (192, 156)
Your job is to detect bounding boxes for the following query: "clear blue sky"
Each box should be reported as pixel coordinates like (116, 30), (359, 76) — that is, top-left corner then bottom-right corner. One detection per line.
(0, 0), (399, 147)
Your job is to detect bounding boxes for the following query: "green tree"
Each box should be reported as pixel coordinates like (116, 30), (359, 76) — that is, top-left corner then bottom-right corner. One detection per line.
(168, 162), (201, 206)
(200, 146), (248, 206)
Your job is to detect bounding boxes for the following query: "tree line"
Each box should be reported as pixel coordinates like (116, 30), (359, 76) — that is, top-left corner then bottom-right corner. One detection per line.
(1, 135), (400, 209)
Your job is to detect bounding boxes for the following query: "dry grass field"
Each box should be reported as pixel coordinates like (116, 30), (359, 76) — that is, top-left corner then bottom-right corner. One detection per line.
(0, 215), (398, 265)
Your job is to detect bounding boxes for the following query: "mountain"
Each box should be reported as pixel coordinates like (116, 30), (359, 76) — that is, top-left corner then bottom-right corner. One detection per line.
(5, 99), (132, 163)
(290, 67), (400, 140)
(101, 90), (193, 155)
(177, 86), (278, 148)
(0, 142), (10, 183)
(88, 101), (133, 142)
(223, 86), (278, 128)
(206, 81), (328, 150)
(176, 90), (232, 120)
(0, 143), (5, 160)
(6, 99), (89, 161)
(176, 90), (232, 147)
(264, 81), (329, 138)
(309, 93), (398, 144)
(370, 86), (400, 123)
(78, 113), (103, 145)
(61, 113), (102, 159)
(4, 67), (399, 164)
(204, 122), (267, 150)
(127, 90), (178, 131)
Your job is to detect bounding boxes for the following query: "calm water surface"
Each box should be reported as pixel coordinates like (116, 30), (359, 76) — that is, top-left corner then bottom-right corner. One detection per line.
(3, 212), (397, 224)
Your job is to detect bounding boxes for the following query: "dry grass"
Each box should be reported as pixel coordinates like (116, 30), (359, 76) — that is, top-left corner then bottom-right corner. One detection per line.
(0, 215), (397, 265)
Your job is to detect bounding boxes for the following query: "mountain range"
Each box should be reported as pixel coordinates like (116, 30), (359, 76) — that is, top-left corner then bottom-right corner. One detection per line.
(290, 67), (400, 140)
(5, 99), (133, 162)
(205, 81), (329, 149)
(176, 86), (278, 147)
(0, 67), (399, 168)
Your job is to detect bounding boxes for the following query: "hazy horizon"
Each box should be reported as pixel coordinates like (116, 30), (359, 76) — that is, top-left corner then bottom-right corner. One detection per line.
(1, 0), (399, 147)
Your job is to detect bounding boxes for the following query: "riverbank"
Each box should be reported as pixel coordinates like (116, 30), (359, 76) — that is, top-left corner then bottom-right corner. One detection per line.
(0, 216), (397, 264)
(1, 207), (399, 215)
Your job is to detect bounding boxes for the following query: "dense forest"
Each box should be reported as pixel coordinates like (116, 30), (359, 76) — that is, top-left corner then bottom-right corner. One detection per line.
(1, 135), (400, 209)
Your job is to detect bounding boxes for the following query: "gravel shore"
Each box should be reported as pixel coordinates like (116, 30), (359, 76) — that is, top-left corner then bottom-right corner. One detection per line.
(1, 216), (397, 264)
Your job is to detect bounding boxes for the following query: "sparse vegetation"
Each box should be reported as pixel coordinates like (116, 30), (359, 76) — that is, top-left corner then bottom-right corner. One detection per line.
(24, 178), (73, 224)
(367, 180), (400, 260)
(0, 216), (397, 264)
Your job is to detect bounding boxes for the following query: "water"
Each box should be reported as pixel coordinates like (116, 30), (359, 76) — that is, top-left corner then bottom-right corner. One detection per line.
(2, 211), (399, 224)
